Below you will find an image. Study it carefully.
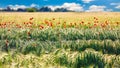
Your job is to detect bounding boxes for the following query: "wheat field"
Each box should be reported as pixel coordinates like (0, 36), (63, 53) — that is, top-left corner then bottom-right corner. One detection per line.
(0, 12), (120, 68)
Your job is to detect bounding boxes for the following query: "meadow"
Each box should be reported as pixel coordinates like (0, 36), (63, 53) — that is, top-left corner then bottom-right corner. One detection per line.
(0, 12), (120, 68)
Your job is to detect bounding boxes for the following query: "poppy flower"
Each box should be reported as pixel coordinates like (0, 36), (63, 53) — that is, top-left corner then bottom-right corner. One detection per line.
(49, 22), (53, 27)
(57, 22), (60, 24)
(53, 18), (55, 20)
(81, 21), (84, 24)
(94, 23), (97, 26)
(27, 31), (31, 36)
(8, 29), (10, 31)
(44, 20), (49, 24)
(105, 21), (108, 25)
(74, 22), (77, 26)
(96, 18), (98, 20)
(116, 22), (119, 25)
(29, 17), (34, 20)
(88, 22), (91, 25)
(29, 22), (33, 24)
(94, 17), (96, 19)
(89, 26), (92, 29)
(39, 25), (44, 29)
(101, 24), (106, 28)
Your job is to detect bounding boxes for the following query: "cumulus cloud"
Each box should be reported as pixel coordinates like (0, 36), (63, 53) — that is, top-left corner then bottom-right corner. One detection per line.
(110, 3), (120, 5)
(8, 5), (27, 10)
(8, 3), (39, 10)
(115, 5), (120, 9)
(48, 6), (61, 10)
(0, 8), (3, 10)
(30, 3), (39, 7)
(62, 3), (84, 11)
(48, 3), (84, 12)
(110, 3), (120, 9)
(86, 5), (106, 12)
(82, 0), (94, 3)
(106, 9), (113, 12)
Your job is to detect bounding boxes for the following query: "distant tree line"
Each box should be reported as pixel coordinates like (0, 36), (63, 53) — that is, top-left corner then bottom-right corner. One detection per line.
(0, 6), (73, 12)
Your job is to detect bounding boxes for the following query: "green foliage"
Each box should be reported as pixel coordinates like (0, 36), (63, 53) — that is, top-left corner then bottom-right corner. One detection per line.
(26, 8), (37, 12)
(0, 27), (120, 68)
(0, 28), (119, 41)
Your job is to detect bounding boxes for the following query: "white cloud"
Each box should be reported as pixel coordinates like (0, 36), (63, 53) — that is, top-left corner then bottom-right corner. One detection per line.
(115, 5), (120, 9)
(8, 5), (27, 10)
(8, 4), (39, 10)
(0, 8), (3, 10)
(62, 3), (83, 11)
(48, 3), (84, 12)
(110, 3), (120, 5)
(48, 6), (61, 10)
(110, 2), (120, 9)
(86, 5), (106, 12)
(82, 0), (94, 3)
(30, 3), (39, 7)
(106, 9), (113, 12)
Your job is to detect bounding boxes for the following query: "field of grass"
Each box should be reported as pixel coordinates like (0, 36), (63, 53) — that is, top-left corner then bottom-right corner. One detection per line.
(0, 12), (120, 68)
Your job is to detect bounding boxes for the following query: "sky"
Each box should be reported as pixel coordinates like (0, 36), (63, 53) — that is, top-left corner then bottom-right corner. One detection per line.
(0, 0), (120, 12)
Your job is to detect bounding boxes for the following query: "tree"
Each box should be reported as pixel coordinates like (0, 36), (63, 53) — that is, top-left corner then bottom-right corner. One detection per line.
(26, 8), (37, 12)
(39, 7), (52, 12)
(54, 8), (69, 12)
(17, 8), (26, 12)
(4, 6), (13, 11)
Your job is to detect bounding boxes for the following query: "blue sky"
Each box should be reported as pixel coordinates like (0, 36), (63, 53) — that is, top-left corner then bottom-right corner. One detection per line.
(0, 0), (120, 12)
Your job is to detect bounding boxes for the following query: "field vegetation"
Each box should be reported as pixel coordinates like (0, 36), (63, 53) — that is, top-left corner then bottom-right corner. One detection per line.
(0, 12), (120, 68)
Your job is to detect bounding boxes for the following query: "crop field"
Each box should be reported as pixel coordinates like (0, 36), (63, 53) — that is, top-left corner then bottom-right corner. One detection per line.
(0, 12), (120, 68)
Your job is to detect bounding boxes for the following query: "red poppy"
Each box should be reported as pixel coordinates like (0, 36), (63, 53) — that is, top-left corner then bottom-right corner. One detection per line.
(29, 22), (33, 24)
(58, 22), (60, 24)
(44, 20), (49, 24)
(88, 22), (91, 24)
(29, 17), (34, 20)
(81, 21), (84, 24)
(4, 23), (6, 26)
(94, 17), (96, 19)
(116, 22), (119, 25)
(23, 22), (26, 24)
(101, 24), (106, 28)
(8, 29), (10, 31)
(94, 23), (97, 26)
(27, 31), (31, 36)
(105, 21), (108, 25)
(96, 18), (98, 20)
(53, 18), (55, 20)
(18, 26), (22, 28)
(74, 22), (77, 26)
(49, 22), (53, 27)
(39, 25), (44, 29)
(89, 26), (92, 29)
